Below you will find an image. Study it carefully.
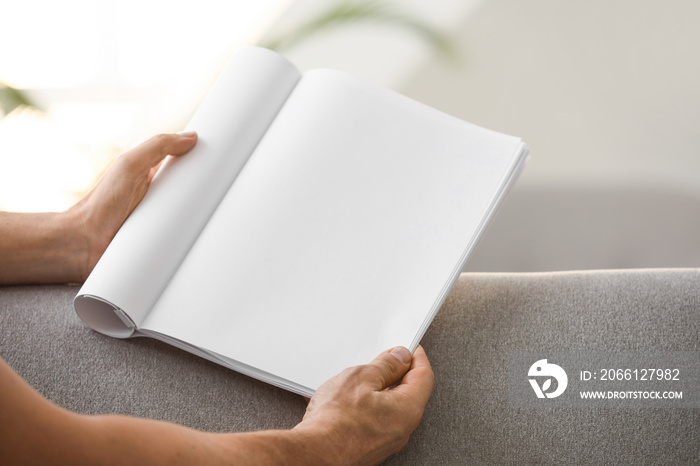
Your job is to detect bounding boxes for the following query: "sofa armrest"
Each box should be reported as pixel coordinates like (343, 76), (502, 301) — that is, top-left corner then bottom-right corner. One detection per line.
(1, 268), (699, 463)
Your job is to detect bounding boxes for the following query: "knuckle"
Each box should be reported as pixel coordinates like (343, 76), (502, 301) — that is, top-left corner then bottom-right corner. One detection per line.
(336, 365), (372, 388)
(150, 133), (172, 145)
(363, 363), (386, 380)
(152, 133), (175, 155)
(348, 364), (381, 382)
(117, 150), (141, 172)
(376, 354), (401, 375)
(341, 365), (365, 379)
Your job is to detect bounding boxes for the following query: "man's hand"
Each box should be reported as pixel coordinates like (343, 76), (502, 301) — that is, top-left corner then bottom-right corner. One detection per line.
(71, 132), (198, 277)
(293, 345), (434, 465)
(0, 132), (197, 285)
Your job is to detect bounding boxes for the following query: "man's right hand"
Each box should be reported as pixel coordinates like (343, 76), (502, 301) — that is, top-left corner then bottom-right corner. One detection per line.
(294, 345), (434, 465)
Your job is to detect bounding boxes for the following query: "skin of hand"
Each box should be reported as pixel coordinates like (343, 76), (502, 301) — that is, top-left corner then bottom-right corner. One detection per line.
(291, 345), (435, 465)
(72, 131), (199, 276)
(0, 345), (433, 465)
(0, 132), (197, 285)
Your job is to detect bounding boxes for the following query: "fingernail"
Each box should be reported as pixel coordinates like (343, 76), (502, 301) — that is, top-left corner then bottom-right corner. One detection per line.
(177, 131), (197, 137)
(389, 347), (411, 364)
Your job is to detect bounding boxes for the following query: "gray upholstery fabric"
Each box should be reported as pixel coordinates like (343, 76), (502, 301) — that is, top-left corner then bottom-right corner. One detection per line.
(1, 269), (699, 464)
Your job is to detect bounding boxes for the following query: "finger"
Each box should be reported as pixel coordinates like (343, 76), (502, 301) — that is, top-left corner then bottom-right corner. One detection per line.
(365, 346), (413, 391)
(393, 345), (434, 405)
(123, 132), (198, 172)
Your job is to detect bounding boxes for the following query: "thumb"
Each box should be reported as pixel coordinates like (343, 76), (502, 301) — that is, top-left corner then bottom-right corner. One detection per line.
(366, 346), (413, 391)
(123, 132), (198, 172)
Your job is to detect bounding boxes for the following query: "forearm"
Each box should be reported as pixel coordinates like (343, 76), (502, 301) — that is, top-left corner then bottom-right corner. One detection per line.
(0, 355), (327, 466)
(9, 402), (328, 465)
(0, 210), (87, 285)
(81, 417), (329, 466)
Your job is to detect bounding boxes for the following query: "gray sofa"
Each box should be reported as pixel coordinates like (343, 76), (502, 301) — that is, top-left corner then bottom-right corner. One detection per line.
(2, 186), (699, 464)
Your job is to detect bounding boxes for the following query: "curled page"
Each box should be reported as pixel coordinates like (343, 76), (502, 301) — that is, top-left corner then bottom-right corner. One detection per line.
(75, 47), (301, 337)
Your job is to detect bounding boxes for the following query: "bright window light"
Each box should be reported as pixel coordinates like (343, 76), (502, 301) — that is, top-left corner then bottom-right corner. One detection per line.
(0, 107), (94, 212)
(0, 0), (288, 212)
(0, 1), (99, 88)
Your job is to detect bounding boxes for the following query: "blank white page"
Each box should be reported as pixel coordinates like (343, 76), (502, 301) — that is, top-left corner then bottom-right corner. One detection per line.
(75, 48), (300, 336)
(142, 69), (524, 392)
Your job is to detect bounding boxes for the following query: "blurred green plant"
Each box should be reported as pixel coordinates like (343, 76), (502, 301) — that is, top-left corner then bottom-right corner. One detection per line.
(260, 0), (455, 59)
(0, 82), (37, 116)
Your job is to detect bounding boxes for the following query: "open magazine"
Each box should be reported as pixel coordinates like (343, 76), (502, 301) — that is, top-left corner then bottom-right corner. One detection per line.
(74, 46), (529, 396)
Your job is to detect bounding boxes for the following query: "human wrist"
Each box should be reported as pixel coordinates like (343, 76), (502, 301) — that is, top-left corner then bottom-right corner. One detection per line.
(290, 422), (353, 465)
(33, 208), (89, 284)
(59, 206), (91, 282)
(209, 428), (337, 465)
(0, 210), (87, 285)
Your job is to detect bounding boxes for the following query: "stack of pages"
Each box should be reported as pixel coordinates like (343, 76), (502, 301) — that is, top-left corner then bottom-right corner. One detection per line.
(75, 47), (529, 396)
